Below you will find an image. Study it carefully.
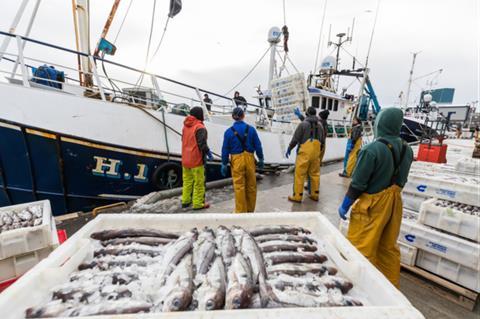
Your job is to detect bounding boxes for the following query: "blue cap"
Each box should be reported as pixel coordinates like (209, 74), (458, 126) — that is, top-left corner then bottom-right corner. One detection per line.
(232, 107), (244, 120)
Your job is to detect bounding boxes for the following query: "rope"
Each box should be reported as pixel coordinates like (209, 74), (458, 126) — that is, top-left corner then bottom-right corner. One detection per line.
(285, 54), (300, 74)
(112, 0), (133, 44)
(149, 17), (171, 63)
(313, 0), (328, 72)
(365, 0), (381, 68)
(136, 0), (157, 87)
(221, 45), (271, 97)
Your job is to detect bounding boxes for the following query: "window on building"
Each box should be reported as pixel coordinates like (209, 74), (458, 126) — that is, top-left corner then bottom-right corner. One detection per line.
(328, 98), (333, 111)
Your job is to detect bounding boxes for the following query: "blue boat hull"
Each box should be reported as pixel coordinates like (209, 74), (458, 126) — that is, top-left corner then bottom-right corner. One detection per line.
(0, 119), (224, 215)
(401, 117), (435, 144)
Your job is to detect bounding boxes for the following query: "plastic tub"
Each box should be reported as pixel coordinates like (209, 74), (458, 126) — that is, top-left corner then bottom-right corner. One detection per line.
(419, 198), (480, 242)
(403, 172), (479, 206)
(415, 250), (480, 292)
(0, 213), (423, 319)
(0, 200), (58, 260)
(399, 242), (417, 267)
(402, 192), (429, 212)
(399, 219), (480, 271)
(0, 245), (56, 282)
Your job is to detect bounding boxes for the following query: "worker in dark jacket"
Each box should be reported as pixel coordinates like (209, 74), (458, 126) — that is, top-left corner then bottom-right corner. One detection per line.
(294, 108), (329, 163)
(286, 107), (324, 202)
(338, 108), (413, 287)
(221, 107), (264, 213)
(203, 94), (212, 112)
(233, 91), (247, 109)
(339, 117), (363, 177)
(181, 107), (213, 210)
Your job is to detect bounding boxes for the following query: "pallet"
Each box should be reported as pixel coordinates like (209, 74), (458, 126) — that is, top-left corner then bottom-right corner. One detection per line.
(401, 263), (479, 310)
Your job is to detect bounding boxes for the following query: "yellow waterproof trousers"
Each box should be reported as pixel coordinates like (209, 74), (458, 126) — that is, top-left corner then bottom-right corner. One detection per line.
(291, 140), (321, 201)
(231, 151), (257, 213)
(345, 138), (362, 177)
(347, 185), (403, 287)
(181, 165), (206, 209)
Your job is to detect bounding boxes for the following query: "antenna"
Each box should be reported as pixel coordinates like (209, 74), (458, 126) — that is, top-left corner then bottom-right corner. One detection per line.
(349, 18), (355, 42)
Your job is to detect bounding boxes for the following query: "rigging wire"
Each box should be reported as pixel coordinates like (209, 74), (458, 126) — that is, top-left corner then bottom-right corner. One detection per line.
(149, 17), (171, 63)
(221, 46), (271, 97)
(364, 0), (381, 68)
(313, 0), (328, 73)
(282, 0), (287, 26)
(136, 0), (157, 87)
(112, 0), (133, 44)
(340, 46), (365, 68)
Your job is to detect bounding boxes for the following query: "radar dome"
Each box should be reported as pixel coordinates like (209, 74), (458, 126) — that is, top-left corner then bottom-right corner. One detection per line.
(320, 56), (337, 70)
(268, 27), (282, 43)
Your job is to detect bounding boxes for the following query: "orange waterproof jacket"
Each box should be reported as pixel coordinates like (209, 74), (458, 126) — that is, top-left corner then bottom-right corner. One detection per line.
(182, 115), (206, 168)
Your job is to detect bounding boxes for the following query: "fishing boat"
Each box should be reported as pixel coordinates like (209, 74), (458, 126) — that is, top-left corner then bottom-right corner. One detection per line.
(0, 1), (352, 215)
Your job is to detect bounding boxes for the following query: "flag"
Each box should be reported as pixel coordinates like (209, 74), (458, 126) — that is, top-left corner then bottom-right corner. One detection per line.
(168, 0), (182, 18)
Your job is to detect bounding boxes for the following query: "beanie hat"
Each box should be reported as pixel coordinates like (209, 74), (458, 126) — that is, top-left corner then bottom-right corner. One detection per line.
(307, 107), (317, 116)
(190, 106), (204, 122)
(319, 110), (330, 120)
(232, 107), (245, 120)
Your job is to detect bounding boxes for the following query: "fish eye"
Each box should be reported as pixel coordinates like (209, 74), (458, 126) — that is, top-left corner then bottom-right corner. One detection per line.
(173, 298), (181, 308)
(206, 299), (215, 309)
(233, 297), (241, 308)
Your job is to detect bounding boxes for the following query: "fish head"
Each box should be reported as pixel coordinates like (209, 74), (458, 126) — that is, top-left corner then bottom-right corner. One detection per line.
(162, 288), (191, 312)
(225, 286), (251, 309)
(197, 288), (224, 311)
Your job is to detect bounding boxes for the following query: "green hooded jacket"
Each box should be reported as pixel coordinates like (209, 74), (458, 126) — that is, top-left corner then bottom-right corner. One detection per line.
(346, 108), (414, 199)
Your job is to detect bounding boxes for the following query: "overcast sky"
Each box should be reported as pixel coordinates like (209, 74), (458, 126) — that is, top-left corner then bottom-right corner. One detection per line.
(1, 0), (479, 107)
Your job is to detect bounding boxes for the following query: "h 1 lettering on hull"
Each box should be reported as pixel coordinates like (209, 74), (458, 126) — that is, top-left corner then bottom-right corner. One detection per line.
(92, 156), (149, 182)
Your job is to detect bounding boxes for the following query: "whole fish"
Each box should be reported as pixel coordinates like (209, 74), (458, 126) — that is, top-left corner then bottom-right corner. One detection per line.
(249, 225), (311, 237)
(225, 252), (254, 309)
(232, 226), (270, 307)
(318, 275), (354, 294)
(264, 252), (327, 265)
(267, 263), (337, 277)
(255, 233), (316, 245)
(90, 228), (179, 241)
(159, 229), (197, 281)
(93, 248), (162, 258)
(194, 256), (227, 310)
(259, 240), (317, 253)
(70, 271), (139, 285)
(192, 228), (216, 276)
(77, 260), (148, 271)
(215, 226), (236, 267)
(100, 237), (172, 247)
(162, 254), (194, 312)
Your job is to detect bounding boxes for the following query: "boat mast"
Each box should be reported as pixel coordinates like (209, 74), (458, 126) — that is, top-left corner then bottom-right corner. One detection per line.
(93, 0), (121, 57)
(73, 0), (93, 87)
(267, 26), (281, 87)
(404, 51), (420, 108)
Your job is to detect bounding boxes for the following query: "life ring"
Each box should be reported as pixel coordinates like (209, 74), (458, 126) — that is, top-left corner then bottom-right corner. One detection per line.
(151, 162), (182, 190)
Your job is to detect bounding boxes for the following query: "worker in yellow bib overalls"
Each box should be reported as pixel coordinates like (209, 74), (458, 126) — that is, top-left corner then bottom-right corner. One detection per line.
(221, 107), (264, 213)
(338, 108), (413, 287)
(339, 117), (363, 177)
(286, 107), (325, 203)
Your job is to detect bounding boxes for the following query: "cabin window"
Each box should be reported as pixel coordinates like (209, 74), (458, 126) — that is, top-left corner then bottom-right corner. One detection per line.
(333, 99), (339, 111)
(265, 97), (271, 108)
(321, 97), (327, 109)
(312, 96), (320, 108)
(328, 98), (333, 111)
(258, 98), (264, 107)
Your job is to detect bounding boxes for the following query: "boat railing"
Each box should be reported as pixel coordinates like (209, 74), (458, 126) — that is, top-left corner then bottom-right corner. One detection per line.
(0, 31), (267, 121)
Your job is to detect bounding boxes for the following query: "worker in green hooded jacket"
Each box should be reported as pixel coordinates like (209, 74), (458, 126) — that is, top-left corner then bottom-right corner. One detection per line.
(338, 108), (413, 288)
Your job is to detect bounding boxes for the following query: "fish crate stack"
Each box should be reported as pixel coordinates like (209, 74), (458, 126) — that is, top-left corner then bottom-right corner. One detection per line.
(0, 200), (59, 285)
(270, 73), (309, 122)
(398, 160), (480, 309)
(0, 213), (424, 319)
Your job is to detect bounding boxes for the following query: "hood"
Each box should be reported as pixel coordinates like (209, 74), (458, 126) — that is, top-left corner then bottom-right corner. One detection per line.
(184, 115), (201, 127)
(374, 107), (404, 138)
(305, 115), (318, 124)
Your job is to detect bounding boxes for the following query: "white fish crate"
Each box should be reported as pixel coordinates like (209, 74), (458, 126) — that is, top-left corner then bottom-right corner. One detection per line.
(402, 192), (429, 212)
(419, 198), (480, 242)
(0, 245), (56, 282)
(0, 213), (423, 319)
(399, 219), (480, 271)
(415, 250), (480, 292)
(0, 200), (58, 260)
(455, 157), (480, 175)
(398, 242), (417, 267)
(403, 172), (480, 206)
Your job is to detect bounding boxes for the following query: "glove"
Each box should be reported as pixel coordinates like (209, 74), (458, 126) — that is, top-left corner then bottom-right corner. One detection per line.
(206, 150), (213, 161)
(338, 196), (354, 220)
(294, 107), (302, 119)
(221, 164), (229, 177)
(285, 149), (291, 158)
(257, 159), (264, 169)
